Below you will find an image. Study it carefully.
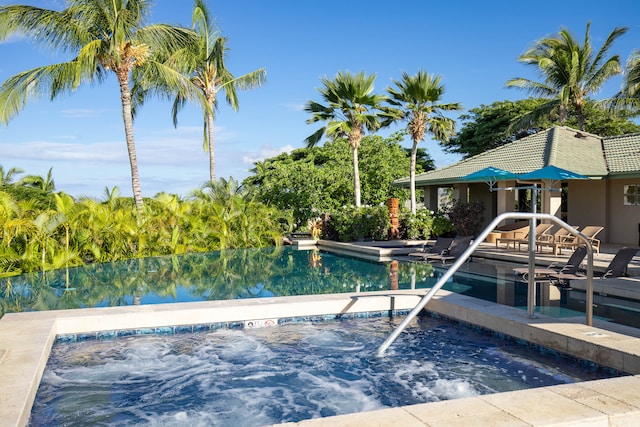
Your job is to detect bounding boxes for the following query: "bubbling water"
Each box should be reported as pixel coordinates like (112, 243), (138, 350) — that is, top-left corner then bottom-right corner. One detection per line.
(30, 316), (621, 426)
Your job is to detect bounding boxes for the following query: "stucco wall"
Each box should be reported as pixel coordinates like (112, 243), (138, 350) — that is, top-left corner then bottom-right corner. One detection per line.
(568, 180), (608, 242)
(469, 183), (496, 227)
(606, 179), (640, 245)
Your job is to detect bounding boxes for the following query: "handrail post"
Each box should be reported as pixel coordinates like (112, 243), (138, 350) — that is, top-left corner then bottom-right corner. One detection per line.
(376, 212), (594, 357)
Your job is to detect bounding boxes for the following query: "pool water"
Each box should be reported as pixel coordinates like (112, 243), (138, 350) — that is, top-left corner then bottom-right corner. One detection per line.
(30, 315), (623, 426)
(3, 246), (640, 329)
(1, 247), (419, 314)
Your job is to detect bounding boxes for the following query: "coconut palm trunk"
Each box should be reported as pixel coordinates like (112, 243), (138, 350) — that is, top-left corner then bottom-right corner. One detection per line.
(206, 108), (216, 182)
(116, 70), (144, 212)
(409, 139), (419, 213)
(352, 146), (361, 207)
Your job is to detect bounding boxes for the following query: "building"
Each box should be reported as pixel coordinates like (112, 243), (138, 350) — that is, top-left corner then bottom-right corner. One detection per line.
(393, 126), (640, 245)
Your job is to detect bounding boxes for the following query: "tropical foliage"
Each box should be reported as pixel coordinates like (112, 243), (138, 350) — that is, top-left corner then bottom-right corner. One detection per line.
(243, 133), (431, 227)
(323, 205), (391, 242)
(0, 171), (287, 278)
(506, 22), (628, 131)
(609, 49), (640, 112)
(444, 200), (485, 237)
(305, 71), (387, 207)
(384, 70), (462, 213)
(0, 0), (200, 211)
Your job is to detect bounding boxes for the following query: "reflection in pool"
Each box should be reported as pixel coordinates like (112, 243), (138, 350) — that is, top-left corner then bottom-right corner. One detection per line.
(3, 246), (640, 329)
(0, 247), (436, 314)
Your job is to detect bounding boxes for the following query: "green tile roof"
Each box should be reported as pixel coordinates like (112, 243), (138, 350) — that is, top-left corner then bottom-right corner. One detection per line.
(602, 132), (640, 176)
(394, 126), (640, 187)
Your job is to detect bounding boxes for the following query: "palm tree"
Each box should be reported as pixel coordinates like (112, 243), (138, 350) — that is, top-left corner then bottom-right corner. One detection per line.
(609, 49), (640, 111)
(147, 0), (266, 183)
(18, 167), (55, 192)
(305, 71), (386, 207)
(0, 0), (197, 212)
(0, 165), (24, 186)
(506, 22), (628, 131)
(385, 71), (462, 213)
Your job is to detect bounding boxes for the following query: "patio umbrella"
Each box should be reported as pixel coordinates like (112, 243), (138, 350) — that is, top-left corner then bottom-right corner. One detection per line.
(462, 166), (519, 188)
(518, 165), (589, 186)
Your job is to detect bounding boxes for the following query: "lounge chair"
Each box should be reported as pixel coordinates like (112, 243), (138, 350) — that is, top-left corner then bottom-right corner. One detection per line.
(493, 222), (529, 249)
(550, 226), (604, 255)
(535, 226), (580, 253)
(419, 235), (473, 263)
(495, 223), (553, 251)
(549, 247), (640, 287)
(408, 237), (453, 260)
(512, 245), (587, 280)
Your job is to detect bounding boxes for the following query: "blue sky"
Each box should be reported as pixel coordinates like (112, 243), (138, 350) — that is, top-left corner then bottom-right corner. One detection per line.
(0, 0), (638, 199)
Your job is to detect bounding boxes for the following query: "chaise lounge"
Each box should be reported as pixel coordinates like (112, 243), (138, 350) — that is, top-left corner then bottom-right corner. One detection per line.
(512, 245), (588, 280)
(549, 246), (640, 288)
(537, 225), (603, 255)
(495, 223), (553, 251)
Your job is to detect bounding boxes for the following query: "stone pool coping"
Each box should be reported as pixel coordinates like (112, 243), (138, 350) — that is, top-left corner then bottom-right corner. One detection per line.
(2, 290), (640, 426)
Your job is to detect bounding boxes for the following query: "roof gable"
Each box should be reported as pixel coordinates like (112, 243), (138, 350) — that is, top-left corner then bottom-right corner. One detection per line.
(397, 126), (626, 187)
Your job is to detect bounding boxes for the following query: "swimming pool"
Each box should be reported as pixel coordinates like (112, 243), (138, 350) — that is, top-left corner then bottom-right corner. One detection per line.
(3, 246), (640, 329)
(29, 314), (624, 426)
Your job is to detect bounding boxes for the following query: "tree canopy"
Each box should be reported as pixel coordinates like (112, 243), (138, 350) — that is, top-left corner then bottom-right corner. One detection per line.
(443, 98), (640, 158)
(243, 133), (431, 227)
(506, 22), (627, 131)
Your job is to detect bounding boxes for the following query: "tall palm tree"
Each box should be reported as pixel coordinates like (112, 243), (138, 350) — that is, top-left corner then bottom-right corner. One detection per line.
(152, 0), (266, 183)
(305, 71), (386, 207)
(0, 0), (197, 212)
(506, 22), (627, 131)
(385, 71), (462, 214)
(609, 49), (640, 111)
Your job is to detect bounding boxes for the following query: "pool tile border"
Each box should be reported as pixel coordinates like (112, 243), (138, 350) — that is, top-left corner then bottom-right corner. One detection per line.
(53, 309), (412, 343)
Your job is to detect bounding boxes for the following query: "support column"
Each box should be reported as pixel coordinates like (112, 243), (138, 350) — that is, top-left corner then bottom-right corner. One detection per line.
(423, 186), (439, 211)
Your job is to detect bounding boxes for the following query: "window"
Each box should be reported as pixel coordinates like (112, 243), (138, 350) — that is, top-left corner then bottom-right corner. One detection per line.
(624, 185), (638, 205)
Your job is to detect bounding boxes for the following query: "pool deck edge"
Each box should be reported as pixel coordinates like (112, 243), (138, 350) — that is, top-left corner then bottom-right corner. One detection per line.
(3, 291), (640, 427)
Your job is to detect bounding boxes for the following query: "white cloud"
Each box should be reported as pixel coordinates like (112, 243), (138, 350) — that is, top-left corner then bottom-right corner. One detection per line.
(0, 140), (124, 162)
(61, 109), (108, 119)
(242, 144), (294, 165)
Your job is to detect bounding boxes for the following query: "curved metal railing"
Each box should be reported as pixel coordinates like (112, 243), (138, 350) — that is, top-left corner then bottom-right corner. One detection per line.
(376, 212), (594, 357)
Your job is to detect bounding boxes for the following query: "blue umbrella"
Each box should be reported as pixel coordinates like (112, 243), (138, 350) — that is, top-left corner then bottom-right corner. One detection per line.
(462, 166), (519, 183)
(518, 165), (588, 181)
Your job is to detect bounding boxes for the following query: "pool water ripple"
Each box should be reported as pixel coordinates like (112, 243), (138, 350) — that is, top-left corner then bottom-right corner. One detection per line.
(29, 315), (623, 426)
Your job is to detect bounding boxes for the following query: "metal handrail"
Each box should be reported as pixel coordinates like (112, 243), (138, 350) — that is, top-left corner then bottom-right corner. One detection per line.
(376, 212), (594, 357)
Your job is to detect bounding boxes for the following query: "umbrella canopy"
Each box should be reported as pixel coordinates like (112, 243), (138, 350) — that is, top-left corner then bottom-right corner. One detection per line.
(462, 166), (519, 183)
(518, 165), (588, 181)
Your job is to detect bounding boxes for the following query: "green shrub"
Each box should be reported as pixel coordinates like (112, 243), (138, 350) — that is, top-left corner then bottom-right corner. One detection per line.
(324, 205), (390, 241)
(399, 209), (434, 240)
(444, 200), (485, 236)
(431, 211), (456, 237)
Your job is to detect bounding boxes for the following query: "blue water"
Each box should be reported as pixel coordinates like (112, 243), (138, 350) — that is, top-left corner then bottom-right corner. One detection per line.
(4, 246), (640, 329)
(0, 247), (444, 313)
(29, 315), (623, 427)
